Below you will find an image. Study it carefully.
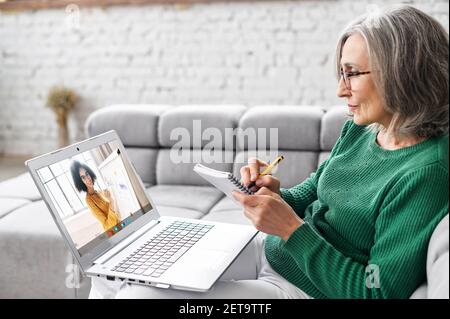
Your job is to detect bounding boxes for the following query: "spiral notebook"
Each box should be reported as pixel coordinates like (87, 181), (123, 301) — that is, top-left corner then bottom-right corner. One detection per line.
(194, 164), (254, 205)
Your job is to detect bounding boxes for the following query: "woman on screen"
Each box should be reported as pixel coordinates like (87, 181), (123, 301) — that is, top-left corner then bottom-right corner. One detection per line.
(70, 161), (121, 232)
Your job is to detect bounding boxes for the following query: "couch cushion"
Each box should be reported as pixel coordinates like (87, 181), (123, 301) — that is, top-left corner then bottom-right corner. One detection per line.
(318, 152), (331, 166)
(233, 150), (318, 189)
(209, 196), (241, 213)
(320, 106), (348, 151)
(155, 206), (204, 219)
(202, 197), (250, 225)
(158, 105), (246, 150)
(238, 106), (323, 151)
(0, 173), (41, 201)
(201, 210), (252, 225)
(85, 104), (172, 147)
(146, 185), (224, 215)
(156, 149), (234, 185)
(410, 283), (428, 299)
(0, 198), (31, 220)
(126, 147), (158, 185)
(0, 201), (61, 237)
(0, 200), (86, 298)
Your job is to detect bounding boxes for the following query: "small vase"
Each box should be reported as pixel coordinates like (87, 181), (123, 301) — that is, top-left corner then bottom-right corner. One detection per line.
(56, 110), (69, 148)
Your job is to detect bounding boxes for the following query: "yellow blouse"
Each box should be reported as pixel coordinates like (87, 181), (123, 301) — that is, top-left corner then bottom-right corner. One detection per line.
(85, 191), (120, 231)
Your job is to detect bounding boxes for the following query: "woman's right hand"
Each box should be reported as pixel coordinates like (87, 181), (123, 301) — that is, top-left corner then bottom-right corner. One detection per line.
(102, 189), (113, 202)
(103, 189), (110, 197)
(240, 157), (281, 195)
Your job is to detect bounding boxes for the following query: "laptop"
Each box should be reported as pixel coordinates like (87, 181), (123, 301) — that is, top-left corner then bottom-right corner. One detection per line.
(26, 130), (258, 292)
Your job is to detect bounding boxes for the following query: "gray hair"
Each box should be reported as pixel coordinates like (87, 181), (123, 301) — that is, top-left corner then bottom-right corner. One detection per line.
(335, 5), (449, 138)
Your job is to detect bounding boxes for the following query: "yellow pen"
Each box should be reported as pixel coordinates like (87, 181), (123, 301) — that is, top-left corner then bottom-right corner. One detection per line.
(247, 155), (284, 189)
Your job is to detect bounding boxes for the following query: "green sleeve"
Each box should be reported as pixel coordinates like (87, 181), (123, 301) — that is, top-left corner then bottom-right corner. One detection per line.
(283, 163), (449, 298)
(280, 178), (318, 219)
(280, 120), (353, 218)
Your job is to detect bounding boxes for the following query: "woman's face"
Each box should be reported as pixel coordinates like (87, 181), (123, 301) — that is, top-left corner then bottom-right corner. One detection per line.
(79, 168), (93, 188)
(337, 33), (392, 128)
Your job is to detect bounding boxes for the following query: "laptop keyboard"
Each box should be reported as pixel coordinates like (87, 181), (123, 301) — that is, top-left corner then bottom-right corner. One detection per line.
(111, 221), (214, 278)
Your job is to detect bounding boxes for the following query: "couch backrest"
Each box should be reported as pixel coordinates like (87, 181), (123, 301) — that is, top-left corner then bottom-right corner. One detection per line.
(85, 105), (349, 188)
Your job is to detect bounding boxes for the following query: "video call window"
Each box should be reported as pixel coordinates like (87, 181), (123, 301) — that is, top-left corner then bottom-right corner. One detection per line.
(37, 142), (152, 255)
(38, 152), (105, 219)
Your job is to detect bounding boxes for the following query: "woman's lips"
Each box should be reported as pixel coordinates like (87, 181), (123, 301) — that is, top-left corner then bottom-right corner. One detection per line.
(348, 104), (358, 111)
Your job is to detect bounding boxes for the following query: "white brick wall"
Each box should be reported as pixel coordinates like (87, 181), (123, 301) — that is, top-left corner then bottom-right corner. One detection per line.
(0, 0), (448, 156)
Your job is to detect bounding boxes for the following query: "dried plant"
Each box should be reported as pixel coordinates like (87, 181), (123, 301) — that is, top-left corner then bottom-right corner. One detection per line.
(46, 86), (79, 147)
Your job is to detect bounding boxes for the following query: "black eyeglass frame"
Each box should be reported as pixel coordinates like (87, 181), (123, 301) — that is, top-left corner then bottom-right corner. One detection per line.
(339, 70), (371, 90)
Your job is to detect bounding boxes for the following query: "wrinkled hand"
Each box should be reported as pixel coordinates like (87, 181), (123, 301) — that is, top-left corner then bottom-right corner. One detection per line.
(239, 157), (281, 194)
(232, 187), (304, 241)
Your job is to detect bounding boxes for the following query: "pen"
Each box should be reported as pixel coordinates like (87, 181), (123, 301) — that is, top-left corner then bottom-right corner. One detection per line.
(247, 155), (284, 189)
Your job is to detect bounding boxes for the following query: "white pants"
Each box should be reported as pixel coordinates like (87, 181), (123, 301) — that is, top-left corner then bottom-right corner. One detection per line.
(89, 233), (311, 299)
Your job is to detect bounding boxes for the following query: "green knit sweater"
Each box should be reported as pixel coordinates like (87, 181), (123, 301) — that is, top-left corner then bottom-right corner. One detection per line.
(265, 120), (449, 299)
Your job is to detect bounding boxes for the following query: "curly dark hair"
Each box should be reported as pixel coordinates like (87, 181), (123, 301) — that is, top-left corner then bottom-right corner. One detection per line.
(70, 160), (97, 193)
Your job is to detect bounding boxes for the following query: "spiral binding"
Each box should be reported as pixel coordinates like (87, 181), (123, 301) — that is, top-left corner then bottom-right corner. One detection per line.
(229, 175), (254, 195)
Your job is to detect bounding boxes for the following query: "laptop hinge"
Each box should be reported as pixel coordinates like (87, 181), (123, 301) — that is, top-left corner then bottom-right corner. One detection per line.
(94, 220), (160, 265)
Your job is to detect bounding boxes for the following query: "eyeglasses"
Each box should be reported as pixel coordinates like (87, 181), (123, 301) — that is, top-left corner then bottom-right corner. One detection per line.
(339, 70), (371, 90)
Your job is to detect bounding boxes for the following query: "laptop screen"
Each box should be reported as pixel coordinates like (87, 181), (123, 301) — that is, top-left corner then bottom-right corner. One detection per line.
(36, 140), (152, 256)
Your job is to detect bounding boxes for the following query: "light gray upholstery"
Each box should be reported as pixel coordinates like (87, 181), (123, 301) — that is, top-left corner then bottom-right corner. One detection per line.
(425, 214), (449, 298)
(411, 214), (449, 299)
(125, 148), (159, 185)
(209, 196), (240, 212)
(0, 173), (41, 201)
(0, 104), (447, 299)
(158, 105), (246, 149)
(202, 210), (253, 225)
(321, 106), (349, 151)
(146, 185), (223, 215)
(318, 152), (331, 166)
(85, 104), (173, 147)
(0, 198), (30, 219)
(204, 197), (251, 225)
(156, 149), (234, 186)
(0, 201), (90, 298)
(238, 106), (323, 151)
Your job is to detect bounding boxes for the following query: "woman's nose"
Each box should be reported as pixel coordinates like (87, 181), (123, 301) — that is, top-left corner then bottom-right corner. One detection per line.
(337, 77), (351, 98)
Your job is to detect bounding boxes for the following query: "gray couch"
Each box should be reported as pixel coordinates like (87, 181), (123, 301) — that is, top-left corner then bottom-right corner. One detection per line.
(0, 105), (448, 299)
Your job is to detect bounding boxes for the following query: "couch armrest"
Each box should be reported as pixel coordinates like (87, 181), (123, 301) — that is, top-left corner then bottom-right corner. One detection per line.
(427, 214), (449, 299)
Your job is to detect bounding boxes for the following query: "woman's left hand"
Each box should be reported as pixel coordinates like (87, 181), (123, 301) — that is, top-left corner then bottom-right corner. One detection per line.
(232, 187), (304, 241)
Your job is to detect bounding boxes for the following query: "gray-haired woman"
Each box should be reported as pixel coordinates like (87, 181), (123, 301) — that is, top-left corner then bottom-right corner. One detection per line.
(90, 5), (448, 299)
